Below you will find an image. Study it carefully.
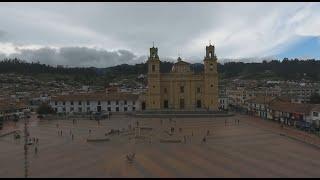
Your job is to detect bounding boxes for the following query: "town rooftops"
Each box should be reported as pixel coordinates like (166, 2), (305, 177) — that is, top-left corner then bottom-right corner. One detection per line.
(269, 99), (315, 114)
(51, 92), (139, 102)
(0, 101), (28, 112)
(311, 104), (320, 112)
(247, 95), (275, 104)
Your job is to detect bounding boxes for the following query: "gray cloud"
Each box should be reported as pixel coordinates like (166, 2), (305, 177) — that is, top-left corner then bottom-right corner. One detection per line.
(3, 47), (147, 68)
(1, 2), (320, 64)
(0, 30), (8, 41)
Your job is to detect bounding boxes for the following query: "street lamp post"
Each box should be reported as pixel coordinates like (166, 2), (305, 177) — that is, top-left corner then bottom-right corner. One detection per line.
(24, 116), (29, 178)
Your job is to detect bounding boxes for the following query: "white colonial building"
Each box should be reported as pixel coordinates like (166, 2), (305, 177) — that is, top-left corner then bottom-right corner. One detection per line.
(49, 92), (141, 114)
(310, 105), (320, 126)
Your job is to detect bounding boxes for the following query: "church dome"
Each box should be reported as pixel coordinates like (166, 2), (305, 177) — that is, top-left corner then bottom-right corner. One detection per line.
(171, 57), (191, 73)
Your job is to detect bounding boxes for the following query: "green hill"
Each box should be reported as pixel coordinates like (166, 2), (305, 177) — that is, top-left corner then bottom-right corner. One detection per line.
(1, 58), (320, 86)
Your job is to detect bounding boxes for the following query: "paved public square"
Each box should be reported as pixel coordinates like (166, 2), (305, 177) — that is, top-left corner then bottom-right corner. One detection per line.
(1, 114), (320, 178)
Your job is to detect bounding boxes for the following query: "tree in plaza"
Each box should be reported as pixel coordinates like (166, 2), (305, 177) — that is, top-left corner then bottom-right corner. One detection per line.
(309, 93), (320, 104)
(37, 103), (56, 115)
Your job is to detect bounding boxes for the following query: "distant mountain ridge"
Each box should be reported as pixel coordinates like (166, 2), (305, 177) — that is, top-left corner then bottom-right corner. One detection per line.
(1, 58), (320, 82)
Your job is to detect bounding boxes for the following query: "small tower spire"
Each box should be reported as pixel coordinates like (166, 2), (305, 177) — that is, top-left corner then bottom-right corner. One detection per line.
(153, 41), (154, 47)
(209, 40), (211, 45)
(177, 49), (181, 62)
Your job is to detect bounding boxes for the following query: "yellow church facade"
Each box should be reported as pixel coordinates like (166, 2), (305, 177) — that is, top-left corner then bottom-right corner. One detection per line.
(146, 43), (218, 111)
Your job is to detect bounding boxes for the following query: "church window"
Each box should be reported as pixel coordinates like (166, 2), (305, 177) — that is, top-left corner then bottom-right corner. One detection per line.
(164, 100), (168, 109)
(164, 88), (167, 93)
(197, 87), (201, 93)
(180, 99), (185, 109)
(180, 86), (184, 93)
(197, 100), (201, 108)
(211, 84), (213, 88)
(152, 65), (155, 72)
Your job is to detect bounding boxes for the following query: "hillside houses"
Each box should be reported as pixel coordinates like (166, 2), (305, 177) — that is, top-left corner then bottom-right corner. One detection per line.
(247, 96), (320, 128)
(0, 100), (29, 121)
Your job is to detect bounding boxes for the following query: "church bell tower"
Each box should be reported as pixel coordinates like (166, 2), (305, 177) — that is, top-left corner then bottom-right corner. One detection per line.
(146, 44), (161, 110)
(203, 43), (218, 110)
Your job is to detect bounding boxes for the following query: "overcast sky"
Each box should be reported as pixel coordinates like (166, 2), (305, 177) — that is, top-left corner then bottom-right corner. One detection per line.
(0, 2), (320, 67)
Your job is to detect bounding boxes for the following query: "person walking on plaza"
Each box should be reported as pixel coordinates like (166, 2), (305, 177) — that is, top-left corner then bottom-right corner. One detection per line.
(34, 146), (38, 155)
(89, 129), (91, 135)
(72, 134), (74, 141)
(207, 130), (210, 136)
(202, 136), (206, 143)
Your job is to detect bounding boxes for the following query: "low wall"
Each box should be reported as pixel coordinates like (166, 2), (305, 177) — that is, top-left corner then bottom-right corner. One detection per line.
(134, 111), (234, 118)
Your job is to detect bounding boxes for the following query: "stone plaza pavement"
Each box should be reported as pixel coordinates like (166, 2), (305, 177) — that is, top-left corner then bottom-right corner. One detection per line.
(1, 114), (320, 178)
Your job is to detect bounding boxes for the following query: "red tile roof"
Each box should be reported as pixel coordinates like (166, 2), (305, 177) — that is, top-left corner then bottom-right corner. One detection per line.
(269, 99), (314, 114)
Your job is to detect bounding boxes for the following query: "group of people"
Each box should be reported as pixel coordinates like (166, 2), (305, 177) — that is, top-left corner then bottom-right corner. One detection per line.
(224, 119), (240, 126)
(57, 124), (75, 141)
(29, 137), (40, 155)
(69, 129), (74, 140)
